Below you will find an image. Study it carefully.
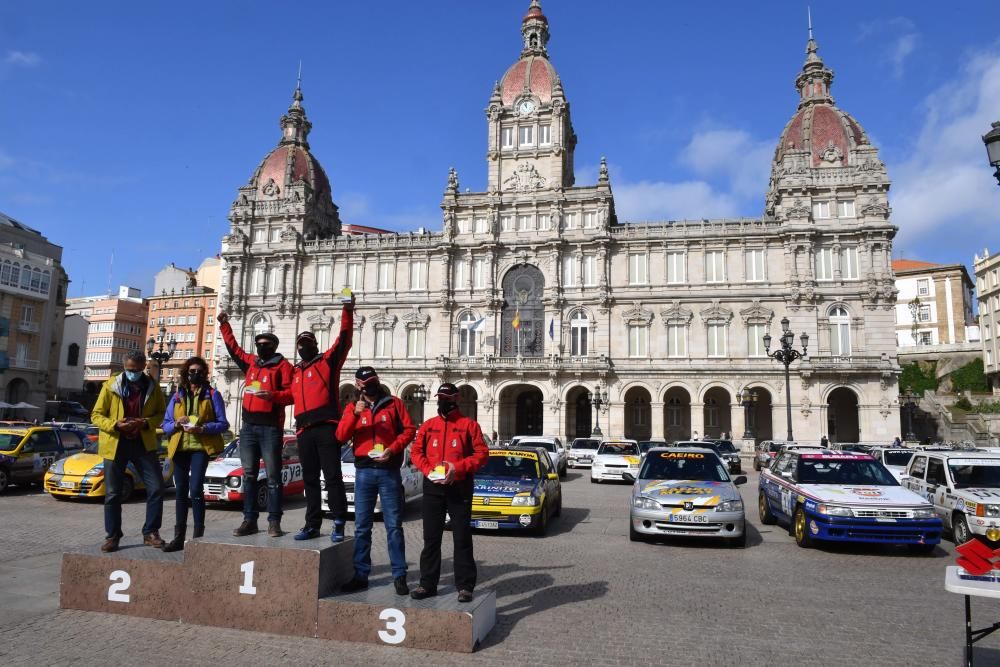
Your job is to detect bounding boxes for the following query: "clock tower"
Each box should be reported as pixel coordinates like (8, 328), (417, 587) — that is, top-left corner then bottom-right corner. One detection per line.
(486, 0), (576, 194)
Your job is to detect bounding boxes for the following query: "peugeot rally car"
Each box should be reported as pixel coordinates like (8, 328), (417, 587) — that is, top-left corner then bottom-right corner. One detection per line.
(590, 439), (641, 483)
(903, 451), (1000, 545)
(567, 438), (600, 468)
(759, 450), (942, 551)
(203, 436), (304, 510)
(626, 447), (747, 547)
(44, 437), (172, 501)
(320, 443), (423, 515)
(869, 447), (914, 483)
(470, 446), (561, 535)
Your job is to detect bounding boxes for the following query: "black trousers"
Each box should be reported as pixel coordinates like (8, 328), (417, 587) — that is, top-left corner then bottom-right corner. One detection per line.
(298, 422), (347, 528)
(419, 477), (476, 592)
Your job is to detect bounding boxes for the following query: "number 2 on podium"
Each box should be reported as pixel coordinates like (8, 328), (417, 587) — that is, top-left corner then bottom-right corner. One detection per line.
(239, 561), (257, 595)
(107, 570), (131, 603)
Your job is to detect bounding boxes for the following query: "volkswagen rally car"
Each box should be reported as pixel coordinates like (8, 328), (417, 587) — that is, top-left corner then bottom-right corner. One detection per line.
(469, 446), (561, 535)
(759, 449), (942, 551)
(903, 450), (1000, 545)
(203, 436), (304, 510)
(590, 439), (641, 483)
(44, 437), (172, 500)
(625, 447), (747, 547)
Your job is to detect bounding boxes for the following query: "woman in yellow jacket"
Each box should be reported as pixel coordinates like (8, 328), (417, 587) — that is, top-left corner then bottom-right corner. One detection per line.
(161, 356), (229, 551)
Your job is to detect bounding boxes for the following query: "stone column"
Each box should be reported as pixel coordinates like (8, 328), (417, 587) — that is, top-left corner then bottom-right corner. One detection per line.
(731, 402), (746, 442)
(651, 402), (665, 441)
(691, 402), (705, 440)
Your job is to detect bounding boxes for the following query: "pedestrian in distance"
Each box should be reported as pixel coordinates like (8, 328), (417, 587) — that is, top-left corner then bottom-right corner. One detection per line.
(90, 351), (167, 552)
(218, 311), (294, 538)
(409, 383), (489, 603)
(893, 436), (902, 447)
(161, 356), (229, 552)
(336, 367), (417, 595)
(273, 296), (354, 542)
(820, 434), (829, 448)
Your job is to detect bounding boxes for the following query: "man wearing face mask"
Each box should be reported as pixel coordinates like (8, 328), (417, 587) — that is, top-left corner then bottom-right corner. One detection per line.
(409, 383), (489, 603)
(218, 311), (294, 537)
(272, 297), (354, 542)
(90, 351), (167, 552)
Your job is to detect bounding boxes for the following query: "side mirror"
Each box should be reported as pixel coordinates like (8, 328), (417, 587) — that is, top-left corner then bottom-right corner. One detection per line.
(734, 475), (748, 486)
(547, 473), (558, 480)
(622, 472), (636, 483)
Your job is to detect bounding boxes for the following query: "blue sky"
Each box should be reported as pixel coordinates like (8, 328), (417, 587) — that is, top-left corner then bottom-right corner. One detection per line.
(1, 1), (998, 296)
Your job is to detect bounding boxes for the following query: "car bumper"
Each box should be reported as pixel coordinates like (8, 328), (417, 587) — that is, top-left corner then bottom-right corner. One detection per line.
(568, 457), (594, 468)
(966, 516), (1000, 537)
(44, 474), (106, 498)
(591, 467), (638, 480)
(803, 511), (943, 545)
(630, 508), (745, 538)
(469, 505), (545, 530)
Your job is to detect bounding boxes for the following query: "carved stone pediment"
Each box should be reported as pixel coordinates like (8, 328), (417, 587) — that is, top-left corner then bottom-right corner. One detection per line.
(739, 300), (774, 325)
(860, 201), (891, 218)
(698, 300), (733, 324)
(660, 300), (693, 324)
(621, 301), (654, 326)
(370, 308), (397, 330)
(402, 308), (430, 329)
(502, 162), (547, 193)
(785, 198), (812, 220)
(280, 224), (300, 242)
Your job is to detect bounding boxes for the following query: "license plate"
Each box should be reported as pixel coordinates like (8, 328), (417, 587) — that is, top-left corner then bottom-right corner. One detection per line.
(669, 513), (709, 523)
(59, 481), (75, 489)
(204, 494), (219, 501)
(476, 520), (499, 529)
(346, 493), (355, 502)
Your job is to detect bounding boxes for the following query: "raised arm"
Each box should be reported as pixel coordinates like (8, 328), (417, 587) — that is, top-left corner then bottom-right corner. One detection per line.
(323, 301), (354, 374)
(218, 313), (252, 373)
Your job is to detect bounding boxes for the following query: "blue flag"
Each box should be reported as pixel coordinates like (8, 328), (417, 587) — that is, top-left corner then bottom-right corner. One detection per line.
(549, 319), (554, 340)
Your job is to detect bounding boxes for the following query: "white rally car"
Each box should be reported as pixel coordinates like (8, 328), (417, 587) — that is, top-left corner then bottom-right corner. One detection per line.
(203, 436), (304, 510)
(903, 450), (1000, 544)
(869, 447), (915, 483)
(321, 444), (423, 515)
(590, 439), (641, 483)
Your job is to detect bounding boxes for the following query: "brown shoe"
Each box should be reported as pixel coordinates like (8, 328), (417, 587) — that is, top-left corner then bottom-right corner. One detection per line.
(143, 531), (165, 548)
(457, 590), (474, 603)
(233, 519), (258, 537)
(101, 536), (120, 553)
(268, 520), (282, 537)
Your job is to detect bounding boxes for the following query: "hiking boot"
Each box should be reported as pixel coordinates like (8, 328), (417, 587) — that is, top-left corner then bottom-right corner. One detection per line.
(340, 577), (369, 594)
(233, 519), (258, 536)
(268, 520), (283, 537)
(162, 526), (186, 553)
(394, 576), (410, 596)
(457, 590), (474, 603)
(410, 586), (437, 600)
(101, 536), (120, 553)
(143, 531), (165, 549)
(330, 520), (346, 543)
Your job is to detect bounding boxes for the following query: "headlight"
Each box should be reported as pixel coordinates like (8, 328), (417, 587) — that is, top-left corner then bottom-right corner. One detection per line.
(716, 499), (743, 512)
(633, 496), (660, 510)
(912, 508), (936, 519)
(511, 494), (538, 506)
(88, 465), (105, 478)
(985, 505), (1000, 518)
(226, 475), (242, 489)
(817, 504), (853, 517)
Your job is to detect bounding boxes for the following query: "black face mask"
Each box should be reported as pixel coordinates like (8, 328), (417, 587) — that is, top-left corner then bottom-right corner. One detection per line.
(256, 343), (276, 359)
(437, 400), (457, 416)
(298, 344), (319, 362)
(187, 371), (206, 385)
(362, 384), (380, 398)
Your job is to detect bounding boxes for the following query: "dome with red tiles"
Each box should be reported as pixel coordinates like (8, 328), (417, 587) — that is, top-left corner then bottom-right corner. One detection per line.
(500, 55), (559, 107)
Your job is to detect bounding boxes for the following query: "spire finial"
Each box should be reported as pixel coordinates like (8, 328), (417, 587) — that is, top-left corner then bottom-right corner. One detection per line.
(521, 0), (549, 56)
(807, 6), (813, 40)
(296, 60), (302, 92)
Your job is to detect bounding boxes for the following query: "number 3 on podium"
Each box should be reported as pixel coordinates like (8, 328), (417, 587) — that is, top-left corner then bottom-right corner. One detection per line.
(378, 607), (406, 644)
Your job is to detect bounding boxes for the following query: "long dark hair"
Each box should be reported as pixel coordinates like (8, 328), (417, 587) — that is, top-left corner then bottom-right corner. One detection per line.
(178, 356), (209, 395)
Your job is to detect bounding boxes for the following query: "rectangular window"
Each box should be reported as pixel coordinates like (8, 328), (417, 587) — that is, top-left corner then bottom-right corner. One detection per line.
(473, 258), (487, 289)
(815, 249), (834, 281)
(539, 124), (551, 145)
(628, 253), (648, 285)
(667, 324), (686, 358)
(375, 329), (390, 358)
(705, 250), (725, 283)
(347, 263), (361, 291)
(475, 217), (488, 233)
(518, 215), (533, 231)
(518, 125), (534, 147)
(316, 264), (333, 293)
(167, 316), (176, 325)
(571, 323), (588, 357)
(564, 212), (576, 229)
(538, 214), (550, 231)
(707, 324), (727, 357)
(666, 252), (686, 284)
(988, 348), (993, 367)
(562, 255), (576, 287)
(502, 127), (514, 148)
(628, 325), (648, 357)
(745, 249), (765, 282)
(501, 215), (513, 232)
(918, 305), (931, 322)
(747, 324), (766, 357)
(250, 268), (265, 294)
(985, 323), (992, 340)
(993, 269), (999, 286)
(409, 260), (427, 290)
(458, 218), (471, 234)
(20, 304), (33, 324)
(378, 262), (393, 291)
(918, 331), (933, 345)
(837, 200), (856, 218)
(253, 228), (266, 243)
(842, 247), (860, 280)
(582, 255), (597, 286)
(831, 323), (852, 356)
(151, 303), (157, 311)
(813, 201), (831, 219)
(917, 279), (930, 296)
(269, 228), (282, 242)
(406, 328), (425, 358)
(455, 259), (468, 287)
(584, 211), (597, 229)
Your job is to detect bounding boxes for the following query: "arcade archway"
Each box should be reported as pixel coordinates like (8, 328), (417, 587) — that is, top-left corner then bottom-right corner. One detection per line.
(827, 387), (860, 443)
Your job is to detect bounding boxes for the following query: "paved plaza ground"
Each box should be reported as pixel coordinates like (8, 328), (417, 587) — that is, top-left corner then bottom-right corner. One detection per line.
(2, 469), (999, 666)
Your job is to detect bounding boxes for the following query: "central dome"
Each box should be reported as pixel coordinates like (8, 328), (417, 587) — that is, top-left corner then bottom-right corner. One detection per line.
(249, 144), (331, 202)
(500, 55), (557, 106)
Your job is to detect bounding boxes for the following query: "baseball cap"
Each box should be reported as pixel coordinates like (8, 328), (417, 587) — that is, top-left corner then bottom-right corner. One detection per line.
(254, 332), (279, 346)
(434, 382), (459, 399)
(295, 331), (318, 345)
(355, 366), (379, 384)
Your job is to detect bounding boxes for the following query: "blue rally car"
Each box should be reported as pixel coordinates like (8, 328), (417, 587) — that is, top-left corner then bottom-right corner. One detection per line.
(470, 446), (562, 536)
(758, 449), (942, 552)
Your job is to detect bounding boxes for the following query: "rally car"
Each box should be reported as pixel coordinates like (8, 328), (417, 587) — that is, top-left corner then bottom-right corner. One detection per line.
(44, 437), (172, 501)
(753, 440), (789, 471)
(0, 426), (82, 493)
(469, 446), (562, 535)
(625, 447), (747, 547)
(320, 443), (423, 515)
(590, 439), (641, 483)
(203, 436), (304, 510)
(869, 447), (914, 483)
(902, 451), (1000, 545)
(567, 438), (600, 468)
(676, 440), (741, 474)
(759, 449), (941, 551)
(511, 436), (567, 478)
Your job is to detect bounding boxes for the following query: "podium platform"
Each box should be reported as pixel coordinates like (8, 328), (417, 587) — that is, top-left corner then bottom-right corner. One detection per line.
(60, 543), (185, 620)
(318, 586), (496, 652)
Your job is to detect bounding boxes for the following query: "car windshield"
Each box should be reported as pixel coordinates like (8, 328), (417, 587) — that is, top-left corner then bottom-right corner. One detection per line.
(949, 463), (1000, 489)
(796, 459), (898, 486)
(519, 440), (555, 452)
(883, 450), (914, 467)
(220, 441), (239, 458)
(598, 443), (638, 455)
(767, 443), (782, 453)
(83, 440), (99, 454)
(678, 441), (721, 455)
(0, 433), (23, 451)
(639, 454), (729, 482)
(714, 441), (737, 453)
(638, 441), (667, 453)
(480, 454), (539, 479)
(573, 439), (599, 450)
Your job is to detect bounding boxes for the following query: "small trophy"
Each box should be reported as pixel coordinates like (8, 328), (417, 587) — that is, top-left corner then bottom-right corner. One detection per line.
(339, 287), (354, 304)
(428, 464), (447, 481)
(369, 443), (386, 459)
(183, 416), (199, 431)
(246, 380), (262, 395)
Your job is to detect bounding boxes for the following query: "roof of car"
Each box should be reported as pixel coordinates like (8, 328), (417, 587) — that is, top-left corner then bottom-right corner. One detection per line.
(491, 445), (548, 456)
(797, 450), (873, 460)
(599, 439), (637, 445)
(651, 446), (719, 455)
(921, 450), (1000, 459)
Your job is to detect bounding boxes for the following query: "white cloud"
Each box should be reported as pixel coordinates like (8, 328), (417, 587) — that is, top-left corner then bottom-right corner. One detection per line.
(858, 17), (918, 79)
(680, 129), (772, 199)
(891, 50), (1000, 245)
(4, 50), (40, 67)
(614, 179), (741, 222)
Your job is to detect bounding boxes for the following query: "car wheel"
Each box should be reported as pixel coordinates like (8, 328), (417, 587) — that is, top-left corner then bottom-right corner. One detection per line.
(758, 491), (777, 525)
(0, 467), (9, 494)
(629, 522), (642, 542)
(559, 464), (567, 479)
(120, 475), (135, 503)
(728, 531), (747, 549)
(793, 506), (813, 548)
(753, 459), (760, 471)
(255, 485), (269, 512)
(953, 513), (973, 545)
(534, 508), (548, 537)
(554, 494), (562, 517)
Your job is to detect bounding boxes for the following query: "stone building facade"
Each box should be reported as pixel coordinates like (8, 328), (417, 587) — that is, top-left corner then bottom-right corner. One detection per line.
(893, 259), (977, 348)
(66, 286), (148, 389)
(216, 2), (902, 447)
(974, 248), (1000, 391)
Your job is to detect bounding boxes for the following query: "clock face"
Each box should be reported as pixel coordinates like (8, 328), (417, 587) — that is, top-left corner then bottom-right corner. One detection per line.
(518, 99), (535, 115)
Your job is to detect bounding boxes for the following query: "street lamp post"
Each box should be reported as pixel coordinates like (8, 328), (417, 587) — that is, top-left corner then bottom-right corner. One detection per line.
(900, 390), (918, 441)
(145, 326), (177, 395)
(763, 317), (809, 442)
(410, 384), (428, 425)
(739, 387), (759, 440)
(908, 297), (922, 345)
(983, 121), (1000, 186)
(590, 385), (608, 438)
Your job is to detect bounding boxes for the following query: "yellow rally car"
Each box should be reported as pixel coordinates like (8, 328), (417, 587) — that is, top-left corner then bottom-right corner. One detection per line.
(44, 436), (173, 501)
(0, 426), (87, 493)
(469, 446), (563, 536)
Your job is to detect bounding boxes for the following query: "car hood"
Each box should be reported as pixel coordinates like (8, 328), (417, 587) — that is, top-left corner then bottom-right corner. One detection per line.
(595, 454), (641, 465)
(953, 488), (1000, 502)
(797, 484), (929, 506)
(638, 479), (739, 503)
(53, 452), (103, 476)
(206, 457), (242, 477)
(473, 477), (541, 496)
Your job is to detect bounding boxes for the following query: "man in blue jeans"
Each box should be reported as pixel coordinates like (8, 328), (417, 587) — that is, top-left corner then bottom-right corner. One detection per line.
(336, 367), (416, 594)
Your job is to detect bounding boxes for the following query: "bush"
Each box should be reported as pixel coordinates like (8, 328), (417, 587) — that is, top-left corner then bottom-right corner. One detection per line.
(971, 400), (1000, 414)
(956, 396), (973, 411)
(900, 362), (938, 394)
(951, 359), (989, 394)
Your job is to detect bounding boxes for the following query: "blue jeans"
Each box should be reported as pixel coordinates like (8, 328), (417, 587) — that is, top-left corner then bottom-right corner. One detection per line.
(239, 423), (283, 522)
(104, 438), (164, 538)
(172, 450), (209, 529)
(353, 467), (406, 580)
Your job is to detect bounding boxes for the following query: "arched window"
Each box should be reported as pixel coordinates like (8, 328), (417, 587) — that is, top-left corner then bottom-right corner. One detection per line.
(705, 396), (720, 428)
(570, 311), (588, 357)
(829, 306), (851, 357)
(458, 313), (478, 357)
(67, 343), (80, 366)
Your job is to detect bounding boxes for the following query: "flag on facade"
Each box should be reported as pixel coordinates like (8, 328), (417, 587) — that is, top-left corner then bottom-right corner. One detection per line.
(549, 319), (554, 340)
(470, 316), (487, 331)
(512, 309), (520, 330)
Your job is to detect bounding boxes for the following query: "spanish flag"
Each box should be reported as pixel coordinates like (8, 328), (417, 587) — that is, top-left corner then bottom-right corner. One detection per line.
(512, 309), (521, 330)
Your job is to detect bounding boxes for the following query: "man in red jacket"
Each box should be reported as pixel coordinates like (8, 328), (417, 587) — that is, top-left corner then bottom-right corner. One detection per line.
(336, 367), (416, 595)
(409, 383), (489, 603)
(275, 298), (354, 542)
(218, 312), (294, 537)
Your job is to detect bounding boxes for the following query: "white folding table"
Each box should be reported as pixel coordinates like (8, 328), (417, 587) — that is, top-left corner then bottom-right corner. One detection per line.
(945, 566), (1000, 666)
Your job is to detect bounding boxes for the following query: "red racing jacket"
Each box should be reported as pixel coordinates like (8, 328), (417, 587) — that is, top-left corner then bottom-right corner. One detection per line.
(410, 409), (489, 482)
(336, 394), (416, 469)
(220, 320), (293, 428)
(275, 306), (353, 432)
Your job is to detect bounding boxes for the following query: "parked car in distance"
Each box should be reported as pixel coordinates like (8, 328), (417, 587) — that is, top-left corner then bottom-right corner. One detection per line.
(638, 441), (668, 457)
(470, 445), (562, 535)
(203, 436), (304, 510)
(754, 440), (790, 471)
(568, 438), (600, 468)
(591, 439), (641, 483)
(45, 400), (90, 423)
(512, 436), (567, 478)
(868, 447), (915, 483)
(674, 440), (741, 474)
(0, 426), (78, 493)
(45, 437), (172, 501)
(322, 443), (424, 515)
